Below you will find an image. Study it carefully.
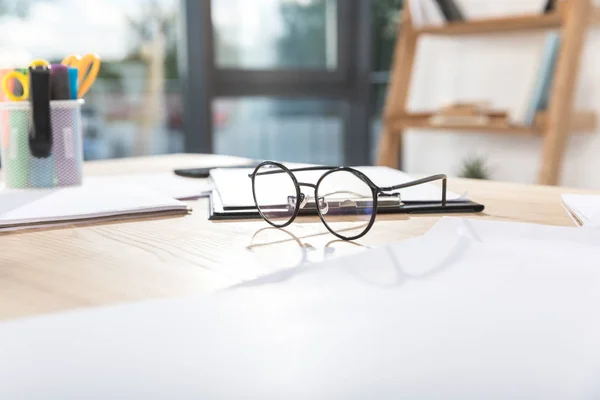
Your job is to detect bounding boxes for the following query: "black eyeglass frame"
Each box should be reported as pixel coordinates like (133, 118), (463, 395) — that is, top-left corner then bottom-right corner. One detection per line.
(249, 161), (447, 241)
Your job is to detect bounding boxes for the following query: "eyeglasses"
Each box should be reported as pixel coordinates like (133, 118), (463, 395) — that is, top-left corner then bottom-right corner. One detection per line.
(248, 161), (447, 241)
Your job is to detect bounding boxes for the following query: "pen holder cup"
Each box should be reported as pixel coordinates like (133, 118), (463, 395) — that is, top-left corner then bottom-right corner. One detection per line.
(0, 100), (84, 189)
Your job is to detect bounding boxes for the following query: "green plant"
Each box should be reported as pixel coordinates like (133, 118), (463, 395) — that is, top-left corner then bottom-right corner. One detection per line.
(459, 156), (490, 180)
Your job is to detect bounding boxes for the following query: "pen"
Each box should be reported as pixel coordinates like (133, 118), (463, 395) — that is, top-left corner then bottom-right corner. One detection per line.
(67, 67), (78, 100)
(50, 64), (70, 101)
(51, 64), (80, 185)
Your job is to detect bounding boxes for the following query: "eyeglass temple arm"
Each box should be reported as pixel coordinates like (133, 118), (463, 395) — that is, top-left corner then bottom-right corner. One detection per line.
(379, 174), (447, 206)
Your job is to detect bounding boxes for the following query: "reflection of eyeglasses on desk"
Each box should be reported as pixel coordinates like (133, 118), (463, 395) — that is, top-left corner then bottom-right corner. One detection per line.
(248, 161), (447, 241)
(247, 227), (368, 270)
(242, 225), (469, 289)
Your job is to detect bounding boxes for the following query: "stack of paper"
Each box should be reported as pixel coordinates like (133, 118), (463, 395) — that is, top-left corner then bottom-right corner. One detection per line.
(0, 180), (188, 232)
(1, 217), (599, 398)
(561, 194), (600, 228)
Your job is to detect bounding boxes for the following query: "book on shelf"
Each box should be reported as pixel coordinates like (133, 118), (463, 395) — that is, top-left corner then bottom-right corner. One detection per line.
(409, 0), (426, 28)
(434, 0), (465, 21)
(410, 0), (446, 27)
(523, 32), (561, 126)
(410, 0), (465, 28)
(544, 0), (556, 13)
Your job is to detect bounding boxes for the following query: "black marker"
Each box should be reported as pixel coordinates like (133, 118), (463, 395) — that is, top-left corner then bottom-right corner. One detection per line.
(50, 64), (71, 100)
(28, 65), (53, 159)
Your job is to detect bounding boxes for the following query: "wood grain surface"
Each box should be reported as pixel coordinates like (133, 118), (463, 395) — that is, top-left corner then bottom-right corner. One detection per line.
(0, 154), (596, 322)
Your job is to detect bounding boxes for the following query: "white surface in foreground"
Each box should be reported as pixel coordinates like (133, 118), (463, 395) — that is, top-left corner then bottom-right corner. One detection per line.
(0, 217), (599, 399)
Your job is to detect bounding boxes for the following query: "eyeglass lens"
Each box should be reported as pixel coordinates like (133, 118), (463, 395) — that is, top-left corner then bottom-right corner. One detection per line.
(253, 163), (298, 227)
(316, 170), (375, 240)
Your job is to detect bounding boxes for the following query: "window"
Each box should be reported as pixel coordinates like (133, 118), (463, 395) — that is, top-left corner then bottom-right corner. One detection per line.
(212, 0), (338, 70)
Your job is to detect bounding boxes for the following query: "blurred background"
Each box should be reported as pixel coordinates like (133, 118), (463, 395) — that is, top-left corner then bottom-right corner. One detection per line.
(0, 0), (598, 187)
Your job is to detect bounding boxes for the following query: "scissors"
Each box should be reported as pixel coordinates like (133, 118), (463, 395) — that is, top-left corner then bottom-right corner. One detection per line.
(61, 53), (101, 98)
(1, 59), (50, 102)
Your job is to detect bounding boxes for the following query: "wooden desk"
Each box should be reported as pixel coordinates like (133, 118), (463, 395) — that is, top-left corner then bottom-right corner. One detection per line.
(0, 154), (595, 322)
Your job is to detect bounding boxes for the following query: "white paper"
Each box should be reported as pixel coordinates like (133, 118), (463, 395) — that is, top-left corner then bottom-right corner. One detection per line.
(1, 218), (600, 398)
(211, 166), (463, 209)
(0, 174), (212, 201)
(0, 180), (187, 229)
(562, 194), (600, 228)
(425, 216), (600, 244)
(91, 173), (213, 200)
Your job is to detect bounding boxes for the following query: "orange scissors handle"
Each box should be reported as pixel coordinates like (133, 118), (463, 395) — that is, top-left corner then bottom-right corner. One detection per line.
(76, 54), (101, 98)
(61, 53), (100, 98)
(61, 54), (80, 67)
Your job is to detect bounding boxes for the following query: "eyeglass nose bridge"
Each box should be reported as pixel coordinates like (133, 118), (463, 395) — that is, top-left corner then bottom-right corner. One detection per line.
(287, 193), (309, 209)
(287, 193), (328, 213)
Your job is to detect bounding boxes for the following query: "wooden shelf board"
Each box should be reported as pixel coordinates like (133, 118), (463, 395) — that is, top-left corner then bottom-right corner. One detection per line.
(389, 111), (597, 135)
(415, 9), (600, 36)
(536, 111), (597, 132)
(415, 13), (561, 36)
(393, 120), (538, 135)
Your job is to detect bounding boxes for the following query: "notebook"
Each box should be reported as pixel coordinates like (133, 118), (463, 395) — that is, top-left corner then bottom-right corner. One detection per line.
(0, 180), (188, 232)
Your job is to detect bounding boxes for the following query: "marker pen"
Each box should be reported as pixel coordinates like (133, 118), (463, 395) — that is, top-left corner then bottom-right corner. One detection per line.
(27, 65), (55, 187)
(50, 64), (80, 185)
(67, 67), (78, 100)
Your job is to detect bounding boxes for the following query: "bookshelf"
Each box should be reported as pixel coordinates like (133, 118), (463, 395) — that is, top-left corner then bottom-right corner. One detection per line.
(376, 0), (599, 185)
